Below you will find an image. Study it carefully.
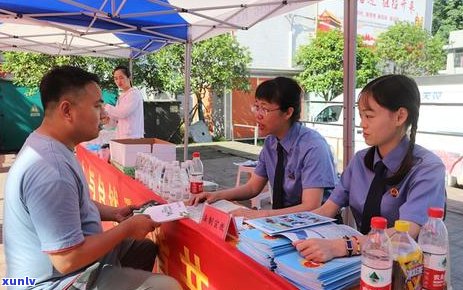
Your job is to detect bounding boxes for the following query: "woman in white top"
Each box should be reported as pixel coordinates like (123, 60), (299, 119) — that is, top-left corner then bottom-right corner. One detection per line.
(105, 66), (144, 139)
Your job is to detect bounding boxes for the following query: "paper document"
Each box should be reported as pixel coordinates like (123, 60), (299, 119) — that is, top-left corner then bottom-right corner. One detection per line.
(141, 201), (189, 222)
(233, 160), (258, 167)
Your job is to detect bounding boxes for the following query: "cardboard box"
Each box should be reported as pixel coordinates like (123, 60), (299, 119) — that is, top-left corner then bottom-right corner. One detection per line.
(110, 138), (176, 167)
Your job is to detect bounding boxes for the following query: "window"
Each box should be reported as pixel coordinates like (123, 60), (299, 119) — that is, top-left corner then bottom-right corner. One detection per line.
(314, 105), (342, 123)
(454, 48), (463, 68)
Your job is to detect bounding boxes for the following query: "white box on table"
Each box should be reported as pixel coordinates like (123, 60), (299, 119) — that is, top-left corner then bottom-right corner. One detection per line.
(110, 138), (175, 167)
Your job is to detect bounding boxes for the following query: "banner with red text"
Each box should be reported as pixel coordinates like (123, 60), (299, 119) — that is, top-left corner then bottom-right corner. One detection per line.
(317, 0), (432, 44)
(76, 145), (295, 290)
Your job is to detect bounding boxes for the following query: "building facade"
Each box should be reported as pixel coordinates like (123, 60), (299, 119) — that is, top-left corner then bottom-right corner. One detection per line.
(442, 30), (463, 75)
(226, 0), (433, 140)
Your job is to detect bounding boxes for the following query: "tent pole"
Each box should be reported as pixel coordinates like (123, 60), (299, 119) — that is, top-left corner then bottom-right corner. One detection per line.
(342, 0), (357, 169)
(129, 58), (133, 83)
(183, 32), (192, 161)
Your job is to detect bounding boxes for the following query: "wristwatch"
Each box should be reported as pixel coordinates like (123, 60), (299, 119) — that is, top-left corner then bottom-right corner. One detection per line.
(343, 236), (354, 257)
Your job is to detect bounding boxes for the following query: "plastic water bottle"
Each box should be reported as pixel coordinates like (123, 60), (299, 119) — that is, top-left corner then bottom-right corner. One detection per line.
(360, 216), (392, 290)
(154, 161), (166, 195)
(190, 152), (204, 194)
(169, 165), (182, 202)
(180, 162), (191, 200)
(418, 207), (448, 290)
(390, 220), (423, 290)
(161, 164), (173, 200)
(134, 152), (143, 181)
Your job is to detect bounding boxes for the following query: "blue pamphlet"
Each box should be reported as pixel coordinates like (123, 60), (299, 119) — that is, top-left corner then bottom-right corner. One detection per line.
(244, 211), (335, 235)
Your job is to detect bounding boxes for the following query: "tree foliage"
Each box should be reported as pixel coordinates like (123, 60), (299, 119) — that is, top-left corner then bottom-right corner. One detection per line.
(142, 44), (184, 95)
(1, 52), (127, 93)
(376, 22), (446, 75)
(2, 33), (250, 115)
(2, 33), (251, 130)
(144, 33), (252, 121)
(295, 29), (379, 101)
(432, 0), (463, 41)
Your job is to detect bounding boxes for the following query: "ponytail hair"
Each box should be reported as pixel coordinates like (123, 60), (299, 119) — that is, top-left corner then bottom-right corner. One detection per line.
(361, 75), (420, 185)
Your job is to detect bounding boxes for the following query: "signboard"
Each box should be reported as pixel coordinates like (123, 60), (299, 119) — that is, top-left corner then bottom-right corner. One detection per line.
(200, 204), (238, 240)
(317, 0), (432, 44)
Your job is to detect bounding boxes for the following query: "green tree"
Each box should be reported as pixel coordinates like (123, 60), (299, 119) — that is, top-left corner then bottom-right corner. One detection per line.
(1, 52), (127, 93)
(432, 0), (463, 41)
(295, 29), (379, 101)
(141, 44), (184, 95)
(2, 33), (251, 133)
(144, 33), (251, 122)
(376, 22), (446, 75)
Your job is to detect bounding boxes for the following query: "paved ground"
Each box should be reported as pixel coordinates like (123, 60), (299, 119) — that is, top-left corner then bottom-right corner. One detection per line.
(1, 142), (462, 289)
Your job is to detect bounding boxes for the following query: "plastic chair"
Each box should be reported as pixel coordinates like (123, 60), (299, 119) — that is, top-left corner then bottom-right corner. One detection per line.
(235, 165), (272, 209)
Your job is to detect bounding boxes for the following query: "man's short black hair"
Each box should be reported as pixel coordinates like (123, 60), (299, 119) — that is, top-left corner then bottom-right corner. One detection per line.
(39, 65), (100, 111)
(255, 76), (302, 124)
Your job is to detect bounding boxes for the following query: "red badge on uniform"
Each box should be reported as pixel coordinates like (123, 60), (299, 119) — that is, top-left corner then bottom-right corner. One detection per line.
(390, 187), (399, 197)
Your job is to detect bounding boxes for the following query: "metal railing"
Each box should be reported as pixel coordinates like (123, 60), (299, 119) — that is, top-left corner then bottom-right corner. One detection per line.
(231, 123), (259, 146)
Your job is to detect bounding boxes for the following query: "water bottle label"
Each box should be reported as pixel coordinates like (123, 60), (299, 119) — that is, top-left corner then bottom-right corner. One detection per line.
(190, 181), (203, 194)
(392, 258), (423, 290)
(360, 264), (392, 289)
(423, 252), (446, 289)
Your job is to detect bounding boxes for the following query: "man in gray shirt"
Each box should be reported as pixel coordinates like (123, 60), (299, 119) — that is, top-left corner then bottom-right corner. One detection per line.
(3, 66), (180, 290)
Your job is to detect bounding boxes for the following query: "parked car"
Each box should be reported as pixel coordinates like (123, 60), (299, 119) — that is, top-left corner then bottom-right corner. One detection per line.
(305, 84), (463, 186)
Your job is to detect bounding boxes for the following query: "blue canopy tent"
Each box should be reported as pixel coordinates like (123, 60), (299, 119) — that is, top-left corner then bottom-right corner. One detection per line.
(0, 0), (358, 164)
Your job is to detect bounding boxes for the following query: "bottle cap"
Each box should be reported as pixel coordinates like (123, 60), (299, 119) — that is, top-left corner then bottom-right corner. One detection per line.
(192, 152), (200, 158)
(394, 220), (410, 232)
(371, 216), (387, 229)
(428, 207), (444, 218)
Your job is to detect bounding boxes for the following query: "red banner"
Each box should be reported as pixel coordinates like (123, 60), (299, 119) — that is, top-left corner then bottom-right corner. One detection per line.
(76, 145), (295, 290)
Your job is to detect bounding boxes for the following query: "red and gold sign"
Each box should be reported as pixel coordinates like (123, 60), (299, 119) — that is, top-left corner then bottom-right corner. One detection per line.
(76, 145), (295, 290)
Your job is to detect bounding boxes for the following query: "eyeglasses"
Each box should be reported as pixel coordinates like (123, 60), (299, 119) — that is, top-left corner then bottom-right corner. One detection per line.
(250, 104), (281, 116)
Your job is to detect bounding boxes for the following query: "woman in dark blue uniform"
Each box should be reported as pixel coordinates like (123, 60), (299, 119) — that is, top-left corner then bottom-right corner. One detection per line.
(294, 74), (446, 262)
(189, 77), (337, 219)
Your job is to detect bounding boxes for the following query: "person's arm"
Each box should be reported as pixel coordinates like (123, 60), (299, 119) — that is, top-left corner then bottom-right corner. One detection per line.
(230, 187), (324, 219)
(48, 214), (159, 274)
(294, 153), (437, 263)
(230, 133), (339, 219)
(105, 90), (141, 119)
(233, 190), (342, 219)
(293, 219), (420, 263)
(188, 173), (268, 206)
(396, 160), (446, 230)
(311, 199), (341, 218)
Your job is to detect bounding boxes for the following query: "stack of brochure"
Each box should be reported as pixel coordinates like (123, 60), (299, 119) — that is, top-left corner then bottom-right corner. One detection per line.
(244, 211), (336, 236)
(238, 211), (362, 289)
(274, 251), (361, 290)
(237, 228), (293, 269)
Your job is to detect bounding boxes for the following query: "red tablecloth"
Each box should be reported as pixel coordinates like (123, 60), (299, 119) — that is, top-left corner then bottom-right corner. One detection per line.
(76, 145), (296, 290)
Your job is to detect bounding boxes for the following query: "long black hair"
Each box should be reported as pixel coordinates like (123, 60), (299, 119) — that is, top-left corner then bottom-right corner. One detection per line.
(255, 77), (302, 124)
(360, 74), (420, 185)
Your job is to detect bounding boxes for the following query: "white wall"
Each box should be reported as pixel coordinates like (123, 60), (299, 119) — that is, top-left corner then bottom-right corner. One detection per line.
(235, 5), (317, 70)
(443, 30), (463, 74)
(235, 0), (433, 71)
